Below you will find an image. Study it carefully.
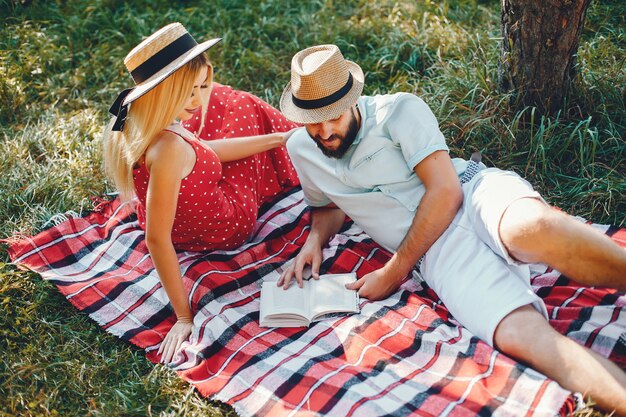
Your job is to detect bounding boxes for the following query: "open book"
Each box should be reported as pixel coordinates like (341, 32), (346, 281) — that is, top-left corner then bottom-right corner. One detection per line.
(259, 273), (360, 328)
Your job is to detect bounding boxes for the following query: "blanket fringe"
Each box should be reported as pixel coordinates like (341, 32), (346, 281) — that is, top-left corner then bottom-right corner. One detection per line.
(559, 392), (585, 416)
(42, 210), (81, 228)
(41, 194), (121, 229)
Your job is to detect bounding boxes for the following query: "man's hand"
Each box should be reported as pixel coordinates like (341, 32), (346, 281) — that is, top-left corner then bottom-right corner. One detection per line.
(158, 317), (194, 365)
(277, 239), (322, 289)
(278, 205), (345, 289)
(345, 266), (405, 301)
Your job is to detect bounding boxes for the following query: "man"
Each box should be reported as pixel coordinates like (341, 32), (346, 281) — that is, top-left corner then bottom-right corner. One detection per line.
(277, 44), (626, 414)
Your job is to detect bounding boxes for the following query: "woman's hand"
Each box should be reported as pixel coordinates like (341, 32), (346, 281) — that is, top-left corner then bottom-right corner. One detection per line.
(279, 127), (301, 146)
(201, 127), (302, 162)
(158, 317), (194, 364)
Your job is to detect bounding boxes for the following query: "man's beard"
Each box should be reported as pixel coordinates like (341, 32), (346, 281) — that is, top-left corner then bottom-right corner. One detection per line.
(312, 109), (360, 159)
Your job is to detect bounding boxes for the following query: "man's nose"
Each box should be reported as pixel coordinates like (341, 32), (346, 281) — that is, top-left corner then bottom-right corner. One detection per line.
(318, 122), (333, 140)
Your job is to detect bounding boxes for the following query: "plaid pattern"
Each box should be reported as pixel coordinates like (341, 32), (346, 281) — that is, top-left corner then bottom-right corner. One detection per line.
(8, 188), (626, 417)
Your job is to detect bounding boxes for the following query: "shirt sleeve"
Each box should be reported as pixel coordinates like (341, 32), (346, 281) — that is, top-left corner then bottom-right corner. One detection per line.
(384, 94), (449, 170)
(286, 131), (333, 207)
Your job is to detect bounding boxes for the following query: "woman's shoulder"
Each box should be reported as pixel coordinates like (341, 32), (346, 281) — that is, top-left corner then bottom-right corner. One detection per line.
(145, 130), (195, 170)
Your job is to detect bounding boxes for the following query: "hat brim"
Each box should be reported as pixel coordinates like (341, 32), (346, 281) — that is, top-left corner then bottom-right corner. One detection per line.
(122, 37), (222, 106)
(279, 60), (364, 124)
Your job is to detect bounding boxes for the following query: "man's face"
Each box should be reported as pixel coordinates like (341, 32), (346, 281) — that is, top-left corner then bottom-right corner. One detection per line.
(305, 106), (360, 158)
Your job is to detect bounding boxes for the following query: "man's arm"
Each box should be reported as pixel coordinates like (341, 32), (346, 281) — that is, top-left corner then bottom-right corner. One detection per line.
(277, 204), (346, 289)
(347, 150), (462, 300)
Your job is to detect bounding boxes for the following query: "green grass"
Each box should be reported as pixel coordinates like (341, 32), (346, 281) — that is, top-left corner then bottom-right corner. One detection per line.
(1, 0), (624, 415)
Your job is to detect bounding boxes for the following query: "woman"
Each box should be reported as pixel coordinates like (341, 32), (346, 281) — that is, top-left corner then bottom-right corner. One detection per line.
(103, 22), (299, 364)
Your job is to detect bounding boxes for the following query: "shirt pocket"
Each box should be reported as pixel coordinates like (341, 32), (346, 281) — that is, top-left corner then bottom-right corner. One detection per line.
(378, 180), (424, 212)
(349, 146), (413, 189)
(351, 146), (387, 169)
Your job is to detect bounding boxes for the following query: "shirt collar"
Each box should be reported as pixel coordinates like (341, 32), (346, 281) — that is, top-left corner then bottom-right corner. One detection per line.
(352, 97), (366, 146)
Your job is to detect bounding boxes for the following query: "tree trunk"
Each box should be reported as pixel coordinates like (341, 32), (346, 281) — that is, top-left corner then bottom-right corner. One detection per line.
(498, 0), (591, 115)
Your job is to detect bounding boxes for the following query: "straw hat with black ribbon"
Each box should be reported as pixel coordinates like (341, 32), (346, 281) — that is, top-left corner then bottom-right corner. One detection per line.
(280, 44), (364, 125)
(109, 22), (221, 132)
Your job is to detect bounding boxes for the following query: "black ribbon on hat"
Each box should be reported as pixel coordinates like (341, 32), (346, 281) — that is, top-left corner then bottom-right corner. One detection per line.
(292, 73), (354, 110)
(109, 33), (199, 132)
(131, 34), (197, 83)
(109, 88), (134, 132)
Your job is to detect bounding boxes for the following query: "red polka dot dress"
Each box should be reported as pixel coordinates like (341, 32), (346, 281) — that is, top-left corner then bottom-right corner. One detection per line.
(132, 84), (299, 252)
(183, 83), (299, 204)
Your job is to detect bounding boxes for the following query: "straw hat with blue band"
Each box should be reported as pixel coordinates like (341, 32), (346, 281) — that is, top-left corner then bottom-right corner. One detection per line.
(279, 44), (364, 125)
(109, 22), (221, 132)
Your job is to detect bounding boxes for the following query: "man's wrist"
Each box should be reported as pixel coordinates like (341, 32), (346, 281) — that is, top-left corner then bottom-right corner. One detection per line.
(384, 255), (413, 282)
(306, 231), (326, 248)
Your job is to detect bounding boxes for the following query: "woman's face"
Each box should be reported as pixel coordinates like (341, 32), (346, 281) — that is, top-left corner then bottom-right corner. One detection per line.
(177, 65), (210, 121)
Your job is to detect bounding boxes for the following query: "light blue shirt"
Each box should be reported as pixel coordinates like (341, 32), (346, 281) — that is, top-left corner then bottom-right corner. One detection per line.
(287, 93), (468, 252)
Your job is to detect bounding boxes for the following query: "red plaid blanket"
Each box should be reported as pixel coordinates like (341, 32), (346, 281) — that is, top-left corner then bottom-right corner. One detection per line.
(8, 188), (626, 416)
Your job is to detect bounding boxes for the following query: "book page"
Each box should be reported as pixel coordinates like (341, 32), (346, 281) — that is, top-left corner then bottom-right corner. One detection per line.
(260, 281), (309, 317)
(310, 273), (359, 320)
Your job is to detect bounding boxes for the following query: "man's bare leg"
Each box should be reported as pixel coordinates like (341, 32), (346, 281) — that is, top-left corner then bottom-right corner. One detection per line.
(494, 305), (626, 415)
(499, 197), (626, 289)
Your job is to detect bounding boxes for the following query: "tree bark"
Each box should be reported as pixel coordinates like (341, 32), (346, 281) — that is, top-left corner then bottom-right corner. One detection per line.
(498, 0), (591, 115)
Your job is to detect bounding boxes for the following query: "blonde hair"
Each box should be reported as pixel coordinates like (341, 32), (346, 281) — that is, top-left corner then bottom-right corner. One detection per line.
(103, 53), (212, 200)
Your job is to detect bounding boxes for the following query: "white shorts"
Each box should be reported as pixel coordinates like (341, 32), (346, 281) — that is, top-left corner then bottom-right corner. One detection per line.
(420, 168), (548, 346)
